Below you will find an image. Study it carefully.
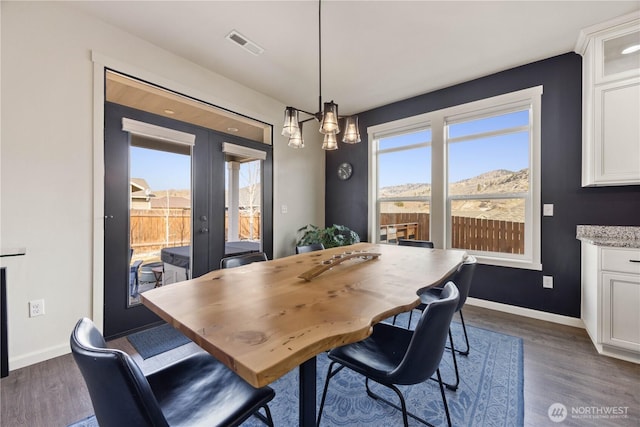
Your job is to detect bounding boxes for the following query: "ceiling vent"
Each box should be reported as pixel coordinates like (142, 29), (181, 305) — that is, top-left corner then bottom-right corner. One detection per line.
(226, 30), (264, 56)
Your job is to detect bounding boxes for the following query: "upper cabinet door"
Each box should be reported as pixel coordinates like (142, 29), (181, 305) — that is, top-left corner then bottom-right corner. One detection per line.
(579, 12), (640, 186)
(593, 78), (640, 185)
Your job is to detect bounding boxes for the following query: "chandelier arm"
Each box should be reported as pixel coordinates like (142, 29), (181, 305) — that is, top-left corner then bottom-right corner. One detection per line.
(299, 116), (319, 124)
(290, 108), (319, 118)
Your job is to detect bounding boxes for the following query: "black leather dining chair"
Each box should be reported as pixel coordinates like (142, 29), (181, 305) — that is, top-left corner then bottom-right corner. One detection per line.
(397, 239), (434, 248)
(220, 252), (268, 269)
(295, 243), (325, 254)
(71, 318), (275, 427)
(130, 249), (143, 297)
(317, 282), (460, 427)
(418, 255), (477, 390)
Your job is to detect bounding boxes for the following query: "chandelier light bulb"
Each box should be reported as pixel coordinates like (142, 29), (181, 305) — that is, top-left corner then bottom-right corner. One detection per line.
(321, 133), (338, 150)
(288, 125), (304, 148)
(282, 107), (300, 137)
(319, 102), (340, 134)
(342, 116), (361, 143)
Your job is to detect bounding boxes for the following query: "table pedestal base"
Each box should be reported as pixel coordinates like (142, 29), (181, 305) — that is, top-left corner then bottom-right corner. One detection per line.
(299, 356), (317, 426)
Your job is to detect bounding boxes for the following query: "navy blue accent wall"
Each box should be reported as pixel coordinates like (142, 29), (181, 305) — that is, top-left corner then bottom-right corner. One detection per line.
(325, 53), (640, 318)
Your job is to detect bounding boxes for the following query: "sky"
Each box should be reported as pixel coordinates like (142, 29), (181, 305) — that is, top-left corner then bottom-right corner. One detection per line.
(130, 147), (259, 191)
(131, 147), (191, 191)
(378, 109), (530, 187)
(131, 110), (529, 191)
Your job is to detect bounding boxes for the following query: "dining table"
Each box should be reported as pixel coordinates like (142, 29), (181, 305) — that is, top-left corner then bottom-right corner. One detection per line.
(141, 242), (466, 426)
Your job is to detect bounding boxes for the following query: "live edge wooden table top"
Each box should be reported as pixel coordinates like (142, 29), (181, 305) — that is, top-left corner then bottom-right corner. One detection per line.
(141, 243), (466, 389)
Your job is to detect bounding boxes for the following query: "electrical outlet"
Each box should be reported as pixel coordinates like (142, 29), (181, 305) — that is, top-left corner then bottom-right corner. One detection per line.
(543, 276), (553, 289)
(29, 299), (45, 317)
(543, 204), (554, 216)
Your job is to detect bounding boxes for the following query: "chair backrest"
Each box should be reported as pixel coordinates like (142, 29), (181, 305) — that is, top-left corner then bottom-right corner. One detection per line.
(220, 251), (268, 269)
(446, 255), (477, 311)
(295, 243), (325, 254)
(389, 282), (459, 385)
(70, 318), (169, 427)
(397, 239), (434, 248)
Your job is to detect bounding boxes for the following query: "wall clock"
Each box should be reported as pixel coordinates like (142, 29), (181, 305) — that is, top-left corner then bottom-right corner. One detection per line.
(337, 162), (353, 181)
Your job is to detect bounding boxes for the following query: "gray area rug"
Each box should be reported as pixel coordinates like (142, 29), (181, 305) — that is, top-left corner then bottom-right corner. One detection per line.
(69, 312), (523, 426)
(126, 323), (192, 359)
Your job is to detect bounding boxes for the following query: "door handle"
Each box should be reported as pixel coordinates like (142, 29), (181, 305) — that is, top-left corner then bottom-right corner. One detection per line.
(200, 228), (209, 233)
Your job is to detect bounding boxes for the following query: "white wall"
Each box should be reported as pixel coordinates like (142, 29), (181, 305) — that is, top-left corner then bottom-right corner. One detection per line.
(0, 2), (325, 370)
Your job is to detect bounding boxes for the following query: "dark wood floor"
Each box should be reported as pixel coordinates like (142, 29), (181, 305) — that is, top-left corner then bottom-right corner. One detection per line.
(1, 305), (638, 426)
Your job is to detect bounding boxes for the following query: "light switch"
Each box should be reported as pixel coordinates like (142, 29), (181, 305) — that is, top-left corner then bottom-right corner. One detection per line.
(281, 205), (288, 214)
(543, 204), (554, 216)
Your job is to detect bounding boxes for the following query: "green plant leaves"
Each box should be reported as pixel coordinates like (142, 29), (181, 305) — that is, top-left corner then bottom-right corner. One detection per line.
(296, 224), (360, 248)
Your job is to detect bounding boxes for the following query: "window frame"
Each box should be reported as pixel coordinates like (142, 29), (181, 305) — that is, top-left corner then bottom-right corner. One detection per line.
(375, 126), (432, 242)
(368, 86), (543, 270)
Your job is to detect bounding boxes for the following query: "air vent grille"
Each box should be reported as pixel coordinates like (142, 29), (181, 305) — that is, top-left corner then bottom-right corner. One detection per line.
(226, 30), (264, 56)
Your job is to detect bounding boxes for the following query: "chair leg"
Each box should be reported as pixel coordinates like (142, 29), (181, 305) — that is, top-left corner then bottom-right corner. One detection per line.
(365, 377), (443, 427)
(435, 369), (453, 427)
(429, 328), (460, 391)
(317, 361), (344, 426)
(392, 310), (414, 329)
(365, 378), (409, 427)
(252, 404), (274, 426)
(456, 310), (470, 356)
(444, 329), (460, 391)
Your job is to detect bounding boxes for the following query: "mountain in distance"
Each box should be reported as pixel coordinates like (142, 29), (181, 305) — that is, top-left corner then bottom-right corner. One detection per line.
(381, 169), (529, 222)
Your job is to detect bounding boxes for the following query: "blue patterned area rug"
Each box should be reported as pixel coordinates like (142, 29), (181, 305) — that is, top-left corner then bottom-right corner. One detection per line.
(69, 313), (523, 427)
(243, 313), (524, 427)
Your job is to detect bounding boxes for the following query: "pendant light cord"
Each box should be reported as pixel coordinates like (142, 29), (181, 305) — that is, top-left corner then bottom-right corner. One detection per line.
(318, 0), (322, 114)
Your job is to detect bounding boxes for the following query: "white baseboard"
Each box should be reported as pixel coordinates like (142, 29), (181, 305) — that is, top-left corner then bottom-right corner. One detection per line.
(9, 343), (70, 371)
(466, 297), (585, 329)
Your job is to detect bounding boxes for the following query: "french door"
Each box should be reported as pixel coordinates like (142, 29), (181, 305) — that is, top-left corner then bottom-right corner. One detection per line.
(104, 102), (273, 338)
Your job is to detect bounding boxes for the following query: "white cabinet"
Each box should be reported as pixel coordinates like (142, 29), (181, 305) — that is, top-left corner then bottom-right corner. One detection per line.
(576, 12), (640, 186)
(581, 243), (640, 363)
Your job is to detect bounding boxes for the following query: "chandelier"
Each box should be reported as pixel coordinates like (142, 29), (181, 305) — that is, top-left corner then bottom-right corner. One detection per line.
(282, 0), (361, 150)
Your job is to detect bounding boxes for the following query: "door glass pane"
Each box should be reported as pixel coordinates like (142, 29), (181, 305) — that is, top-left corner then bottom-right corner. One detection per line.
(225, 158), (262, 256)
(129, 143), (191, 307)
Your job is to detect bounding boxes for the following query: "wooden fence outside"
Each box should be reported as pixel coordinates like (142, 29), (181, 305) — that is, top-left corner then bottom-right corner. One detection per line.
(130, 209), (260, 257)
(380, 212), (524, 254)
(380, 213), (430, 241)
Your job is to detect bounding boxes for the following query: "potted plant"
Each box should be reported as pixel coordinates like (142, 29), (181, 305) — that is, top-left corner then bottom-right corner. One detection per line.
(296, 224), (360, 249)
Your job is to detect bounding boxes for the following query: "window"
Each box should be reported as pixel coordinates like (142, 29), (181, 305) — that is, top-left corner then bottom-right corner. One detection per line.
(376, 128), (432, 243)
(369, 86), (542, 270)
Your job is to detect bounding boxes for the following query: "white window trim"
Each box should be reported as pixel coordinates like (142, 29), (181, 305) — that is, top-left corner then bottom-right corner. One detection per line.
(122, 118), (196, 146)
(368, 86), (543, 271)
(222, 142), (267, 160)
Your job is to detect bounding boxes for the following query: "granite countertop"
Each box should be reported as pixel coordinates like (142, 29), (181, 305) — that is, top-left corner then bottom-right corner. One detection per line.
(576, 225), (640, 249)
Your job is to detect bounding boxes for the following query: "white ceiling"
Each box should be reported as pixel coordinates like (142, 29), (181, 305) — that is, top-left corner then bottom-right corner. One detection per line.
(69, 1), (639, 116)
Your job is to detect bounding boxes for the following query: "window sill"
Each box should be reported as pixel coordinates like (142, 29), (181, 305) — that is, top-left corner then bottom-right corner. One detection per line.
(473, 254), (542, 271)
